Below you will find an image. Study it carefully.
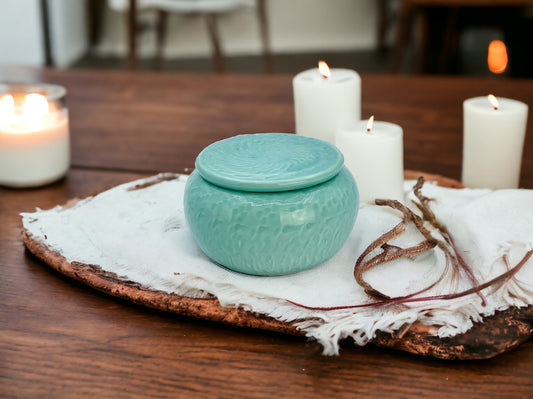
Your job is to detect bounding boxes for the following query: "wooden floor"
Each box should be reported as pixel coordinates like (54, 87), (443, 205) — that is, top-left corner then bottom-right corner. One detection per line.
(73, 46), (531, 78)
(73, 49), (396, 75)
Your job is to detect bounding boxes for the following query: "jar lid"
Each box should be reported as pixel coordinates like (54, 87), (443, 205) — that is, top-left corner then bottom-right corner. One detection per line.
(195, 133), (344, 192)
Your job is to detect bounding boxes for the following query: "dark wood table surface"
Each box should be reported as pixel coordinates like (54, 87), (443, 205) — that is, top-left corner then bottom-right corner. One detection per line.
(1, 67), (532, 398)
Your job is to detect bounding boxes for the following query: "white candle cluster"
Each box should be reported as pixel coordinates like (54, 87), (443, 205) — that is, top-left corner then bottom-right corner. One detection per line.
(293, 62), (404, 203)
(294, 62), (530, 201)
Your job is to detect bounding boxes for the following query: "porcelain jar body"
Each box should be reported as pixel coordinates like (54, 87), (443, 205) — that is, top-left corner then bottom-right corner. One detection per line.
(184, 170), (358, 276)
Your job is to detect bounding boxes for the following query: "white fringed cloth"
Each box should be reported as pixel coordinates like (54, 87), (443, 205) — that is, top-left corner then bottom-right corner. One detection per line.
(22, 174), (533, 355)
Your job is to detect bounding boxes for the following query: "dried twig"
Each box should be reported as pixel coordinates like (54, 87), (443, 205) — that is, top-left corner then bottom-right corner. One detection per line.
(412, 178), (486, 304)
(289, 250), (532, 311)
(289, 178), (531, 311)
(354, 178), (486, 305)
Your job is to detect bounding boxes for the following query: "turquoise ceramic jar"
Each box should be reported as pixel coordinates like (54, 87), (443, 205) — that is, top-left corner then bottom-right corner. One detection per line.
(184, 133), (359, 275)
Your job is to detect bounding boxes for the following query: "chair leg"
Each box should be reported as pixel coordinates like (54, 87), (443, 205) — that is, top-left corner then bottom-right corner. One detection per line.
(154, 10), (169, 68)
(257, 0), (274, 73)
(127, 0), (138, 69)
(377, 0), (389, 51)
(392, 1), (413, 73)
(205, 14), (226, 73)
(88, 0), (105, 48)
(438, 7), (459, 73)
(415, 7), (429, 73)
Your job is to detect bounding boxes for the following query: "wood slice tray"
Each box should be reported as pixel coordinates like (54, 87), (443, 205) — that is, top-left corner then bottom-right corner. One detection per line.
(22, 171), (533, 360)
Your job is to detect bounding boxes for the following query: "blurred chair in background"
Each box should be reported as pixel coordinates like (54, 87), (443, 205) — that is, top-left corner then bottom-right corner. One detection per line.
(107, 0), (272, 73)
(390, 0), (533, 75)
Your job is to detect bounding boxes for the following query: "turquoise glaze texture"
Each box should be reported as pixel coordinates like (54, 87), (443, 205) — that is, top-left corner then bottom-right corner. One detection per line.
(184, 133), (359, 276)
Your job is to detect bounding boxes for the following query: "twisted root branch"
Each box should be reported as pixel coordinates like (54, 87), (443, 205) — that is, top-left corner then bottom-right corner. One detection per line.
(289, 250), (532, 311)
(355, 178), (486, 305)
(412, 178), (486, 304)
(289, 178), (532, 311)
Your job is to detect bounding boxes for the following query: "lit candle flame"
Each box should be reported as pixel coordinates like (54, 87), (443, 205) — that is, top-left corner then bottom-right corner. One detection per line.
(318, 61), (331, 79)
(24, 93), (49, 117)
(488, 40), (508, 74)
(366, 115), (375, 132)
(24, 94), (49, 130)
(488, 94), (499, 110)
(0, 94), (15, 123)
(0, 93), (49, 130)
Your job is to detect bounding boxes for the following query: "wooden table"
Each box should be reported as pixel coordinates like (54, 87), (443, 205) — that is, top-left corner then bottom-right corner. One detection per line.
(1, 68), (532, 398)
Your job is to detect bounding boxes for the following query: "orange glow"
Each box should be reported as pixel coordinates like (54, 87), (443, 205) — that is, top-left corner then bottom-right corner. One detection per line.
(366, 115), (375, 132)
(487, 94), (499, 110)
(487, 40), (508, 74)
(318, 61), (331, 79)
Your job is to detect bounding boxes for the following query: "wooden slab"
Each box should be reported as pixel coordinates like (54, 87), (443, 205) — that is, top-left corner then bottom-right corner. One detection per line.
(22, 171), (533, 360)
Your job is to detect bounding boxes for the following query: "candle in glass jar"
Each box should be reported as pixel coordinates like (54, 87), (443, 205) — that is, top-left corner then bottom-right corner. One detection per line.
(462, 95), (528, 189)
(293, 61), (361, 144)
(335, 116), (404, 203)
(0, 84), (70, 188)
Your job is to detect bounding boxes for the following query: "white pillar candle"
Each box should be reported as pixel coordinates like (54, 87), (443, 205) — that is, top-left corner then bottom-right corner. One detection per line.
(462, 95), (528, 189)
(0, 84), (70, 188)
(336, 117), (404, 203)
(293, 61), (361, 144)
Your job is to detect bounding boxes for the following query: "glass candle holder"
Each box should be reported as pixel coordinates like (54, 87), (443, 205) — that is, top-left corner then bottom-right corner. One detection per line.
(0, 83), (70, 188)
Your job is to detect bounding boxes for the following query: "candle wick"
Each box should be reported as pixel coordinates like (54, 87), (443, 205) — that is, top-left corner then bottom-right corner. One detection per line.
(494, 106), (499, 111)
(366, 128), (372, 133)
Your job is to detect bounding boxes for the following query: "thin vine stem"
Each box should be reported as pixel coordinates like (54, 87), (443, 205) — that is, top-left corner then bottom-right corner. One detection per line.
(288, 178), (531, 312)
(288, 250), (532, 311)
